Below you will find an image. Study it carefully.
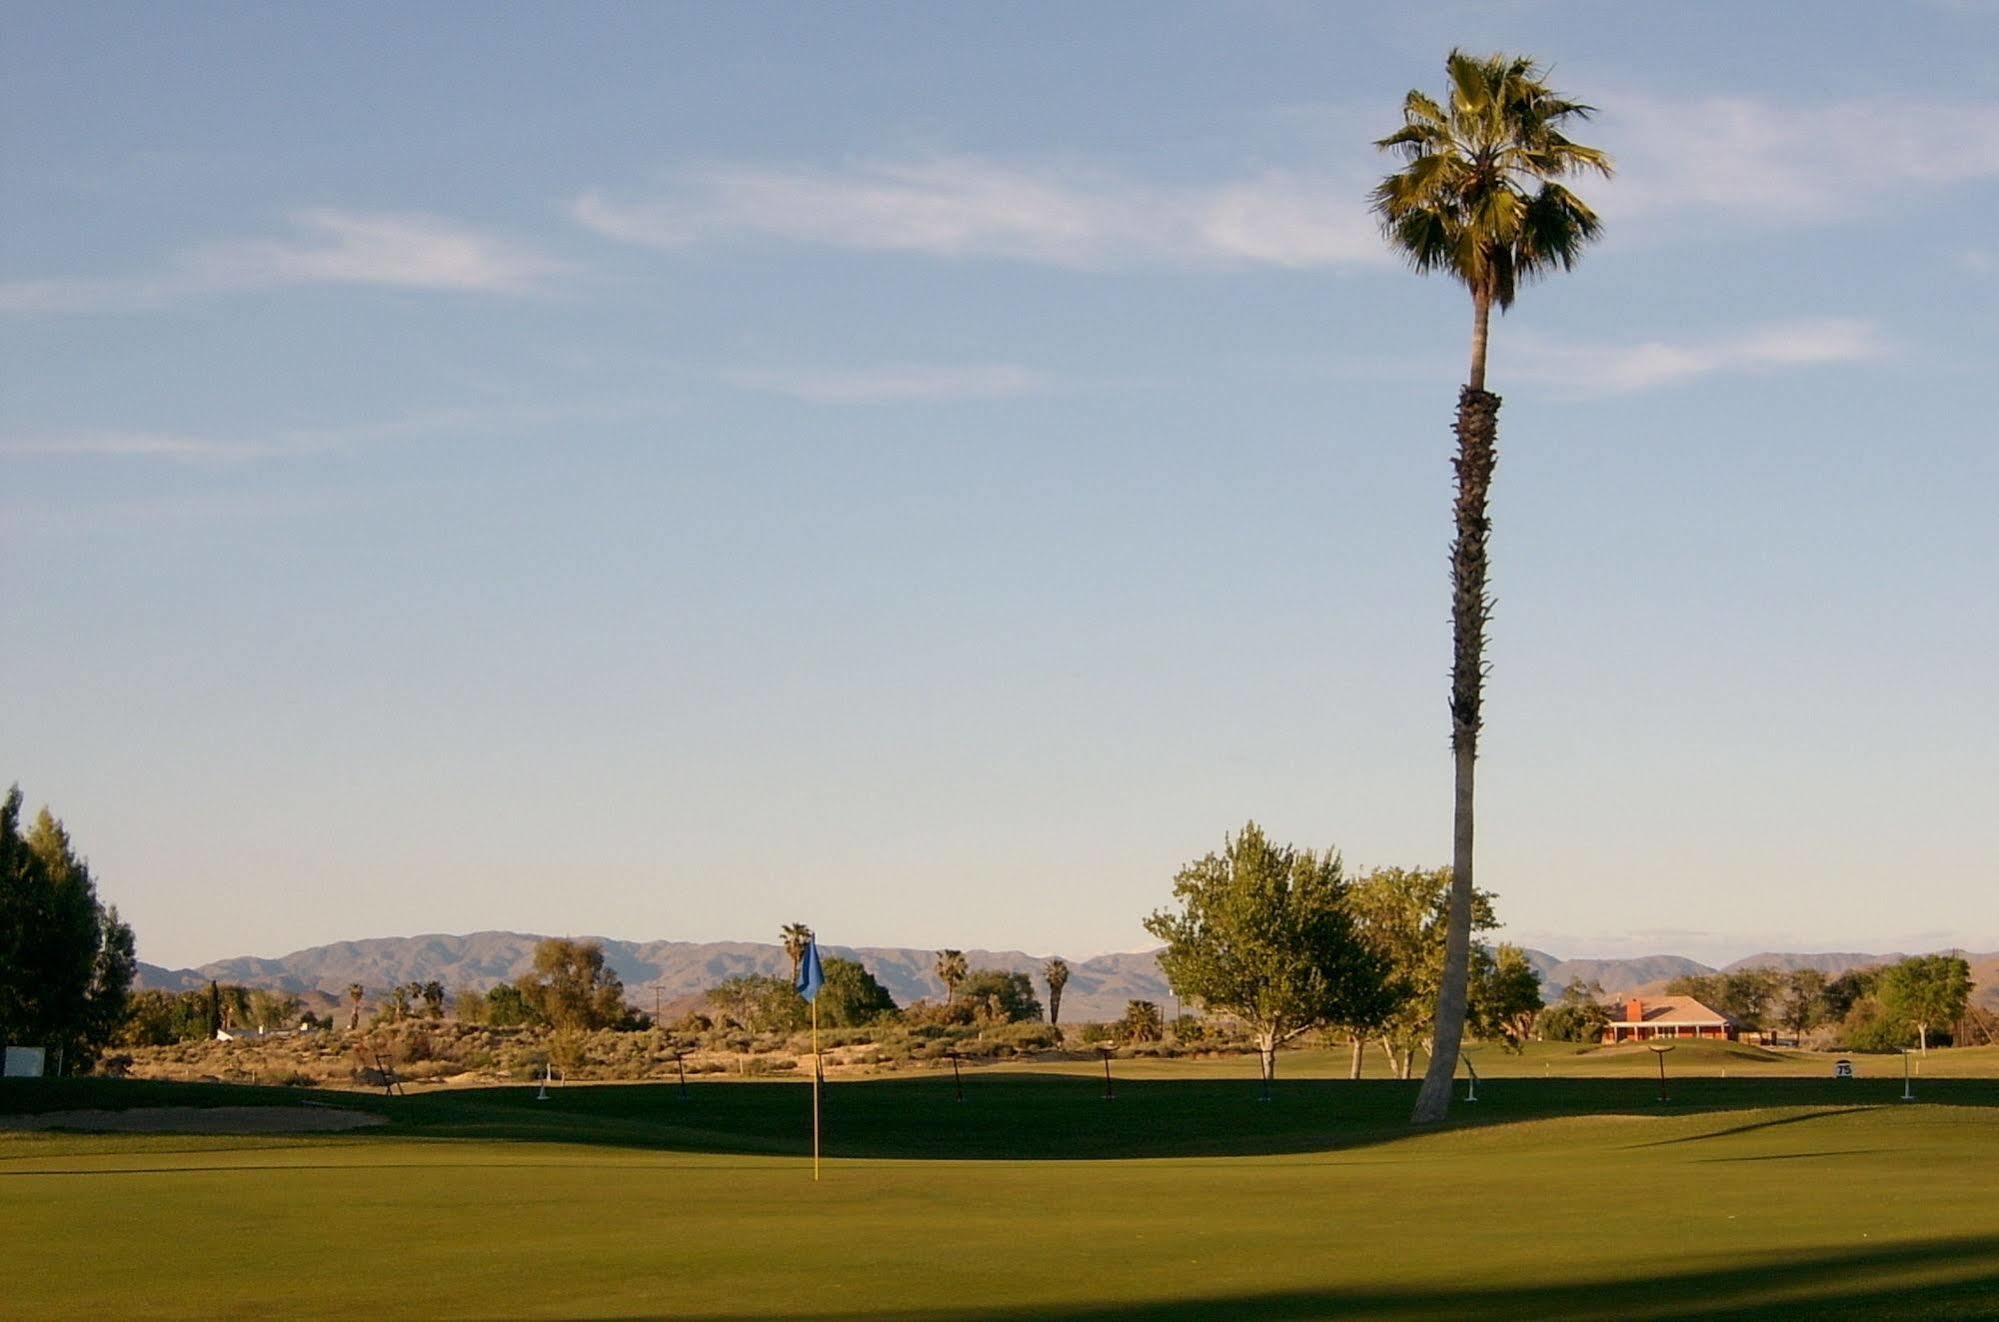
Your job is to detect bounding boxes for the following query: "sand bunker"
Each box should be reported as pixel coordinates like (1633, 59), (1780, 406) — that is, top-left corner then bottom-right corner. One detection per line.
(0, 1106), (387, 1134)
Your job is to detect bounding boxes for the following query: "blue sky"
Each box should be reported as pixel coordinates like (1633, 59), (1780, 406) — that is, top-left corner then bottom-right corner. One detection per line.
(4, 3), (1995, 971)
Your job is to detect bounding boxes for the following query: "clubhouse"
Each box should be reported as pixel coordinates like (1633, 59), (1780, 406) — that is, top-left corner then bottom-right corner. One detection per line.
(1601, 996), (1744, 1044)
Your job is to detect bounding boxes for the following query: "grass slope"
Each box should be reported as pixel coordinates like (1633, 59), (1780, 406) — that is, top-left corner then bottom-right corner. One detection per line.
(6, 1072), (1998, 1320)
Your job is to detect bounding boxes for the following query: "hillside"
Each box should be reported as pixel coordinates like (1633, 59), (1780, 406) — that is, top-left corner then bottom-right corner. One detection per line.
(137, 933), (1178, 1024)
(138, 935), (1999, 1021)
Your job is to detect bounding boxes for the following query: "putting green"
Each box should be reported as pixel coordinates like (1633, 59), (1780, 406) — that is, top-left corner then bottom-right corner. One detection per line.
(5, 1074), (1996, 1319)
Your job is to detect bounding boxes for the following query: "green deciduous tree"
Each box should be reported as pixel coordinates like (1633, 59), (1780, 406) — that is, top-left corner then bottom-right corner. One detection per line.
(817, 957), (899, 1028)
(1879, 955), (1973, 1053)
(0, 789), (136, 1071)
(1372, 51), (1612, 1124)
(956, 968), (1043, 1024)
(1664, 969), (1782, 1030)
(517, 938), (634, 1031)
(705, 974), (808, 1035)
(484, 982), (537, 1027)
(1043, 957), (1071, 1026)
(1779, 969), (1830, 1043)
(1342, 866), (1498, 1080)
(1472, 944), (1545, 1050)
(1536, 978), (1612, 1043)
(1145, 823), (1388, 1087)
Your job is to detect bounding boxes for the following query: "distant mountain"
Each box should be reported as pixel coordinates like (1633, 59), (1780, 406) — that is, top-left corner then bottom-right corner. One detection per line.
(1720, 952), (1900, 976)
(1520, 951), (1714, 999)
(137, 934), (1999, 1020)
(136, 932), (1177, 1024)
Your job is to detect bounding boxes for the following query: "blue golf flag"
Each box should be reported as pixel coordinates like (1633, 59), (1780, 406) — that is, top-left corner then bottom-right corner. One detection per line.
(796, 938), (825, 1003)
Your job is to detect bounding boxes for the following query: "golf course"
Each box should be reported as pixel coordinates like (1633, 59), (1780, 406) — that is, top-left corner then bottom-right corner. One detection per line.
(8, 1048), (1997, 1320)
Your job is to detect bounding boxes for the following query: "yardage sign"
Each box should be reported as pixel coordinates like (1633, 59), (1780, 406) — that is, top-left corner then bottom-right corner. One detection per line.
(3, 1046), (46, 1078)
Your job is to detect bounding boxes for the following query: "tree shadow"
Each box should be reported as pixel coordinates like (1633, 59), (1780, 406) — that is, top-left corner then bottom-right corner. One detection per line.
(590, 1235), (1999, 1320)
(376, 1074), (1999, 1162)
(14, 1075), (1997, 1163)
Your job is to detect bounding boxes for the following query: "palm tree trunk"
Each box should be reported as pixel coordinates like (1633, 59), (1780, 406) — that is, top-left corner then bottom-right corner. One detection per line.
(1349, 1034), (1364, 1080)
(1412, 355), (1502, 1125)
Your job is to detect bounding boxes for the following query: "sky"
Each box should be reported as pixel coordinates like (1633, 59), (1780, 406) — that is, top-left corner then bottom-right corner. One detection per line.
(4, 2), (1996, 972)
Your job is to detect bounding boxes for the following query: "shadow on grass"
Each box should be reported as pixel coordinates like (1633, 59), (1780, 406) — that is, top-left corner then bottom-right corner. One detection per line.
(10, 1075), (1997, 1163)
(594, 1236), (1999, 1321)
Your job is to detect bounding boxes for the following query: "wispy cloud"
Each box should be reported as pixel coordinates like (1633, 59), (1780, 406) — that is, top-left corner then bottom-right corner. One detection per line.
(1598, 94), (1999, 228)
(2, 400), (662, 463)
(0, 210), (563, 313)
(726, 363), (1052, 405)
(1508, 318), (1887, 395)
(573, 155), (1387, 270)
(0, 430), (283, 461)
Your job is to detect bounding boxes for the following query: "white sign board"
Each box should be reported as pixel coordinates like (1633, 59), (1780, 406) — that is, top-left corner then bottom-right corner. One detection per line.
(3, 1046), (47, 1078)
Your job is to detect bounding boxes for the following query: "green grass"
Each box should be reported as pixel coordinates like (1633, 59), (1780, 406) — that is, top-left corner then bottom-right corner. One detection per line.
(6, 1069), (1999, 1320)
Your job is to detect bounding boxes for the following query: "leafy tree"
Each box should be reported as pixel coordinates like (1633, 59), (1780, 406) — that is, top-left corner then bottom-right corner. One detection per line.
(0, 789), (137, 1072)
(817, 957), (898, 1028)
(781, 923), (815, 983)
(1779, 969), (1830, 1043)
(705, 974), (807, 1034)
(516, 938), (634, 1031)
(1823, 967), (1881, 1021)
(1665, 969), (1782, 1029)
(1471, 944), (1544, 1050)
(453, 988), (488, 1023)
(955, 968), (1043, 1024)
(1372, 51), (1612, 1124)
(484, 982), (537, 1027)
(1341, 867), (1496, 1079)
(1841, 996), (1915, 1053)
(1878, 955), (1973, 1053)
(246, 988), (302, 1032)
(1117, 1000), (1164, 1043)
(1145, 823), (1388, 1087)
(419, 980), (445, 1019)
(119, 989), (216, 1046)
(934, 949), (968, 1003)
(381, 984), (412, 1024)
(1537, 979), (1612, 1043)
(1044, 957), (1071, 1026)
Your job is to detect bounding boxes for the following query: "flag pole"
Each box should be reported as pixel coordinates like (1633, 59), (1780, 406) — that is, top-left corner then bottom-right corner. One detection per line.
(811, 995), (821, 1181)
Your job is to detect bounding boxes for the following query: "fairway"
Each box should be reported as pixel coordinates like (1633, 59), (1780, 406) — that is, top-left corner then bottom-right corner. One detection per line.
(7, 1073), (1998, 1320)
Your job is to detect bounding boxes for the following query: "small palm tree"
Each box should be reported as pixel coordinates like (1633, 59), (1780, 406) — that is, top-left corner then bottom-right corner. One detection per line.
(1371, 48), (1611, 1125)
(780, 923), (814, 983)
(346, 982), (365, 1032)
(934, 949), (967, 1003)
(1043, 957), (1071, 1026)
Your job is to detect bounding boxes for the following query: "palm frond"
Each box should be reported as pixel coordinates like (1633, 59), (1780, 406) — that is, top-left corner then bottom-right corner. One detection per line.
(1370, 49), (1612, 302)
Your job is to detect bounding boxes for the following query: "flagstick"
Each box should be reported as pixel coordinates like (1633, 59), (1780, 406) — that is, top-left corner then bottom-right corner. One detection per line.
(811, 996), (822, 1181)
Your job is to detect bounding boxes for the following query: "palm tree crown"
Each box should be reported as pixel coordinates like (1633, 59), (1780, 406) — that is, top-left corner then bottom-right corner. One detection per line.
(780, 923), (814, 982)
(1370, 49), (1611, 387)
(934, 949), (967, 1002)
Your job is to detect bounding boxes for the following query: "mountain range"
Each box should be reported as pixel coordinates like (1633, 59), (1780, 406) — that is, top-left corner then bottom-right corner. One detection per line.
(136, 933), (1999, 1022)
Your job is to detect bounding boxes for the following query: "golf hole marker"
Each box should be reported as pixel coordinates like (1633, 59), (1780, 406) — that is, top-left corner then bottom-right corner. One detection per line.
(1647, 1042), (1674, 1103)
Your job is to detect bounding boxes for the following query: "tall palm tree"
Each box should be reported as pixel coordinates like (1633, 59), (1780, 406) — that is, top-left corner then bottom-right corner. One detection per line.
(780, 923), (814, 983)
(1371, 49), (1611, 1124)
(346, 982), (364, 1032)
(934, 949), (967, 1003)
(1043, 957), (1071, 1026)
